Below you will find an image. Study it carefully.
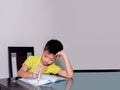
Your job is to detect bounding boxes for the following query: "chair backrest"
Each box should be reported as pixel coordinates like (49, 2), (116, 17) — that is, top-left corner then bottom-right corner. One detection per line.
(8, 47), (34, 78)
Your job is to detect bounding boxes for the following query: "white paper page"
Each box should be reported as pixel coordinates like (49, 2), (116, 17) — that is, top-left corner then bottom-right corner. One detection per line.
(19, 74), (66, 86)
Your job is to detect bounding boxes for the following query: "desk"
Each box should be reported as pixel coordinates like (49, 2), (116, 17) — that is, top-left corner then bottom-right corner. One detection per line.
(0, 72), (120, 90)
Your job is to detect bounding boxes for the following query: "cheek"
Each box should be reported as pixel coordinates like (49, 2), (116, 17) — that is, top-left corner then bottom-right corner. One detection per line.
(42, 57), (46, 62)
(48, 61), (54, 64)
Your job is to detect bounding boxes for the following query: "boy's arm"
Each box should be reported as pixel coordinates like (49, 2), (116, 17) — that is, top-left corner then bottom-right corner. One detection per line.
(56, 50), (74, 78)
(17, 64), (33, 78)
(17, 64), (39, 78)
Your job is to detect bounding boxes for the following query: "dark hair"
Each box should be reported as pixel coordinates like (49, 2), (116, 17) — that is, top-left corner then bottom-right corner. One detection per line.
(44, 39), (63, 54)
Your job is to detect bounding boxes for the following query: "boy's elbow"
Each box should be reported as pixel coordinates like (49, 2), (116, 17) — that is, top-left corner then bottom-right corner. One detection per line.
(17, 71), (20, 77)
(17, 70), (22, 77)
(67, 73), (74, 78)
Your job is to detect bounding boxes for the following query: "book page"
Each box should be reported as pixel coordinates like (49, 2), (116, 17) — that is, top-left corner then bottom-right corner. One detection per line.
(19, 74), (66, 86)
(42, 74), (66, 82)
(19, 78), (51, 86)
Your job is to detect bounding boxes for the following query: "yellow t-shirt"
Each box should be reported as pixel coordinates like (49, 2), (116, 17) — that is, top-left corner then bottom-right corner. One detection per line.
(23, 56), (61, 74)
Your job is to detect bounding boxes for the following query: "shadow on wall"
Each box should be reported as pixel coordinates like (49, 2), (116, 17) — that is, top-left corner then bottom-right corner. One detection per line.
(55, 57), (66, 70)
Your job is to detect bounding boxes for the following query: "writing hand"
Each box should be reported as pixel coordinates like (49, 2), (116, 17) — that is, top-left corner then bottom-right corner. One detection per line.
(32, 64), (42, 78)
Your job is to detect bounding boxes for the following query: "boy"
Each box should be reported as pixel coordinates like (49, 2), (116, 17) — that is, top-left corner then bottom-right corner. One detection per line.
(17, 39), (73, 78)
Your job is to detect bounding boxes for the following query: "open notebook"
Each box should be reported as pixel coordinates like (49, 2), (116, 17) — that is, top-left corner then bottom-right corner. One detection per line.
(19, 74), (66, 86)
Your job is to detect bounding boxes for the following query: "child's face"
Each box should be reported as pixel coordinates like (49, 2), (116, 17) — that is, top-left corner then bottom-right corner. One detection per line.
(41, 50), (56, 66)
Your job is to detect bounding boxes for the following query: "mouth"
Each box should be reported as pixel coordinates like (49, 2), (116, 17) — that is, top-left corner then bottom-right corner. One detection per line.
(43, 62), (48, 66)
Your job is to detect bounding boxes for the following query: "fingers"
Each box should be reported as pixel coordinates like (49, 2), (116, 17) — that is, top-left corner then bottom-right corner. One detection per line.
(56, 50), (66, 57)
(34, 68), (40, 74)
(32, 69), (39, 78)
(33, 64), (42, 78)
(32, 73), (38, 78)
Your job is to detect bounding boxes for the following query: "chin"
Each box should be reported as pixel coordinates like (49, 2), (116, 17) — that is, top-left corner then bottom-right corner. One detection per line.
(43, 63), (48, 66)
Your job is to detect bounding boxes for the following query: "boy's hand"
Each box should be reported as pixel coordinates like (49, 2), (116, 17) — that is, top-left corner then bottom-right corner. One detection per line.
(56, 50), (67, 59)
(32, 64), (42, 78)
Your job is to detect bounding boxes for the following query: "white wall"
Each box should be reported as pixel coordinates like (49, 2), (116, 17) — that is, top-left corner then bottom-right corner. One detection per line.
(52, 0), (120, 69)
(0, 0), (120, 78)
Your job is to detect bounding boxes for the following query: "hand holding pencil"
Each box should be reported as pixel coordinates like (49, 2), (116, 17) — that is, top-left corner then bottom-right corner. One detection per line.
(32, 64), (42, 79)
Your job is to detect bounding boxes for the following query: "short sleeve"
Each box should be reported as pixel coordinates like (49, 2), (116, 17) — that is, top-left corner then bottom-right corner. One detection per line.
(22, 56), (33, 68)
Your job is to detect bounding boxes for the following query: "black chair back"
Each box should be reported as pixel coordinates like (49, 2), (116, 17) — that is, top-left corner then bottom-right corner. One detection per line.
(8, 47), (34, 77)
